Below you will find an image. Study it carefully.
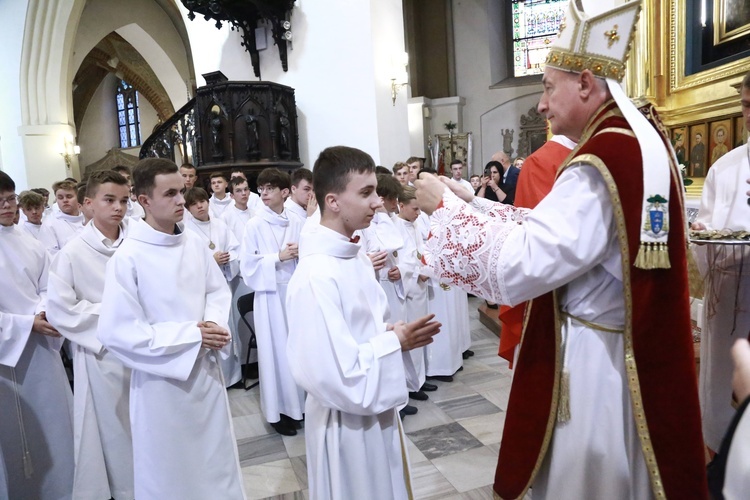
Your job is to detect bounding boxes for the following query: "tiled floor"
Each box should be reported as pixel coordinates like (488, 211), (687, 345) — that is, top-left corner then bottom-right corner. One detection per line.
(229, 296), (514, 500)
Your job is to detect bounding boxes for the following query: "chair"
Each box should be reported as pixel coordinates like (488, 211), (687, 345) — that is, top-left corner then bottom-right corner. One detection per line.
(237, 292), (259, 390)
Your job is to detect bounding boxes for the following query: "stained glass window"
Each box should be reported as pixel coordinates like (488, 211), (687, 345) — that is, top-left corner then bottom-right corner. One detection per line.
(512, 0), (568, 78)
(116, 80), (141, 148)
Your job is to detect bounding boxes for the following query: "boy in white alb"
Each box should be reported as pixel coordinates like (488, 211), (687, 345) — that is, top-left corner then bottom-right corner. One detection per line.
(185, 186), (242, 386)
(18, 190), (45, 239)
(395, 186), (432, 401)
(208, 172), (233, 219)
(222, 177), (256, 242)
(112, 165), (145, 221)
(0, 171), (75, 499)
(241, 168), (305, 436)
(47, 170), (135, 499)
(222, 176), (257, 367)
(97, 158), (245, 499)
(286, 146), (441, 500)
(39, 180), (85, 256)
(284, 168), (316, 222)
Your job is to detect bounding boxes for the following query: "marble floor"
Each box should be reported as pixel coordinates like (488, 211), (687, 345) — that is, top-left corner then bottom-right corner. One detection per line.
(229, 296), (514, 500)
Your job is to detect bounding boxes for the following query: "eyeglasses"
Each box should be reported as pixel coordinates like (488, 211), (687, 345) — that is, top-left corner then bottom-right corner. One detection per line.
(258, 186), (279, 194)
(0, 195), (19, 206)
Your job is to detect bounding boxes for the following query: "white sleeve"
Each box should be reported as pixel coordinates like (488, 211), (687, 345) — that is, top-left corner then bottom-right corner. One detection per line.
(286, 273), (408, 416)
(47, 251), (103, 353)
(240, 223), (279, 292)
(0, 312), (33, 368)
(97, 254), (203, 381)
(424, 165), (614, 306)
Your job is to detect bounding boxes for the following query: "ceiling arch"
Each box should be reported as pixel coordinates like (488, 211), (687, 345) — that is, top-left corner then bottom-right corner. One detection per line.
(73, 31), (175, 134)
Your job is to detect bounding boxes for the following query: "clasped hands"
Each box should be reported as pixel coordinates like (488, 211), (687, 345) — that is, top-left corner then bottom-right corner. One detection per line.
(199, 321), (230, 350)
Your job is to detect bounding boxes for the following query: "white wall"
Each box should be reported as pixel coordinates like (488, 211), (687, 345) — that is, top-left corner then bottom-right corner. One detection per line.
(0, 0), (30, 188)
(180, 0), (409, 168)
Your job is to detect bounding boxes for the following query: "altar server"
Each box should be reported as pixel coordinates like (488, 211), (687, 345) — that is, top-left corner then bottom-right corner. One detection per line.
(185, 186), (242, 386)
(286, 146), (440, 500)
(47, 170), (135, 499)
(396, 186), (432, 400)
(284, 168), (315, 222)
(98, 158), (245, 499)
(241, 168), (305, 436)
(39, 179), (85, 255)
(18, 190), (45, 239)
(208, 172), (233, 218)
(0, 171), (74, 500)
(692, 71), (750, 454)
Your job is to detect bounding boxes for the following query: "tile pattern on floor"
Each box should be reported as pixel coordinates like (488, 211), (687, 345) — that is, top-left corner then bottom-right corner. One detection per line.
(232, 296), (514, 499)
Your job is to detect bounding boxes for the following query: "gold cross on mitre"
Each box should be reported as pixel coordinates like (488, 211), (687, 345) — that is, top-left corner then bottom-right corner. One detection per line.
(604, 24), (620, 47)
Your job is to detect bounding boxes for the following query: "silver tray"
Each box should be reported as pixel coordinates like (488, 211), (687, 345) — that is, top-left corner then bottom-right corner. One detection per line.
(689, 238), (750, 245)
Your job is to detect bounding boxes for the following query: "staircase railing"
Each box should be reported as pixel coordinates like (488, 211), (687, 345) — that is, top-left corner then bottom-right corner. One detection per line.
(139, 97), (197, 165)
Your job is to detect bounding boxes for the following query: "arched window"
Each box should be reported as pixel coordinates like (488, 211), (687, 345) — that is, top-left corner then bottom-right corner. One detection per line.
(511, 0), (568, 78)
(116, 80), (141, 148)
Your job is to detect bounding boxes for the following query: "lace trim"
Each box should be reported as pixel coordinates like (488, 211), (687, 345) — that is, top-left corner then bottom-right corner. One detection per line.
(423, 190), (522, 302)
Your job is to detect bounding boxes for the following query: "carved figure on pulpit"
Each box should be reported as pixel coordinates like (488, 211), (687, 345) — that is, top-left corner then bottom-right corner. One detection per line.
(278, 115), (291, 159)
(245, 114), (260, 160)
(210, 105), (223, 159)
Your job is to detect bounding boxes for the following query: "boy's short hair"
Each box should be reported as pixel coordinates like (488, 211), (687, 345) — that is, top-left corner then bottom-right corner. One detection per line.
(398, 185), (417, 204)
(290, 168), (313, 187)
(392, 161), (408, 174)
(230, 169), (246, 178)
(469, 174), (480, 180)
(18, 190), (44, 209)
(376, 174), (402, 200)
(180, 163), (197, 173)
(0, 171), (16, 192)
(86, 170), (128, 199)
(313, 146), (375, 213)
(209, 172), (228, 181)
(418, 167), (438, 177)
(184, 187), (210, 208)
(133, 158), (179, 197)
(375, 166), (392, 175)
(450, 158), (463, 167)
(405, 157), (423, 166)
(257, 168), (291, 190)
(52, 180), (77, 194)
(31, 187), (49, 197)
(77, 185), (87, 205)
(112, 165), (132, 177)
(229, 176), (248, 193)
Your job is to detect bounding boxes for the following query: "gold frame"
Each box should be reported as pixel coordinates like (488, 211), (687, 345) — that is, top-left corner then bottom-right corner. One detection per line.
(714, 0), (750, 45)
(669, 0), (750, 93)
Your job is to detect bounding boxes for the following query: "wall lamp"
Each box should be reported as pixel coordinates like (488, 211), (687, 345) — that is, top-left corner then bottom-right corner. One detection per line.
(59, 135), (80, 169)
(391, 52), (409, 106)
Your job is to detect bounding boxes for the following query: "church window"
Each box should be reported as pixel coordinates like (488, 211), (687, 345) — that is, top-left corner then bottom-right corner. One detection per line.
(116, 80), (141, 148)
(511, 0), (568, 78)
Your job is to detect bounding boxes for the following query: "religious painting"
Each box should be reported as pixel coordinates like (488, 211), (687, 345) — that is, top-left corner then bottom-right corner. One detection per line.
(715, 0), (750, 45)
(670, 126), (688, 167)
(735, 115), (748, 147)
(709, 119), (732, 167)
(433, 133), (473, 176)
(688, 124), (708, 177)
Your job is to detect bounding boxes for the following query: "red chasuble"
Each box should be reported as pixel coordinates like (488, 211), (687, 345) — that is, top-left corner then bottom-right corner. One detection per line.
(494, 101), (707, 499)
